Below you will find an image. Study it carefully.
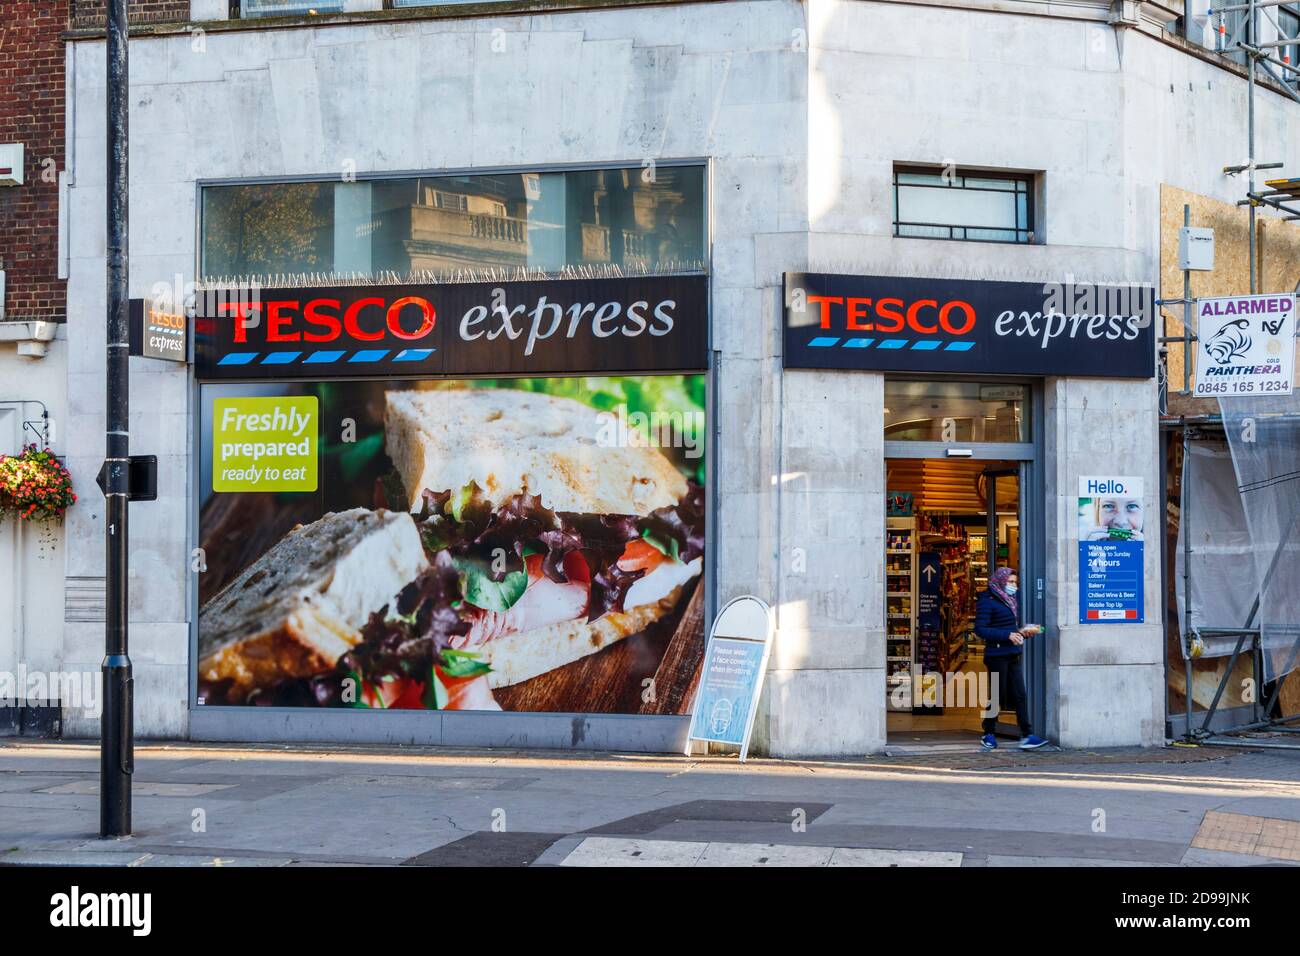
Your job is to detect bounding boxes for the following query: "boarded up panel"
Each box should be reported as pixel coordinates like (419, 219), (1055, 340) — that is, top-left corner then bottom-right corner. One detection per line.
(1281, 670), (1300, 718)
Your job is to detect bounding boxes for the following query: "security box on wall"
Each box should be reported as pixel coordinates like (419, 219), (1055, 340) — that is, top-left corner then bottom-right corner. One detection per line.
(1178, 226), (1215, 271)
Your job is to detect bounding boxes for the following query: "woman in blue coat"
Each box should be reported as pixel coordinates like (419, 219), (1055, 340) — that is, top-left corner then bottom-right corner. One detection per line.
(975, 567), (1049, 751)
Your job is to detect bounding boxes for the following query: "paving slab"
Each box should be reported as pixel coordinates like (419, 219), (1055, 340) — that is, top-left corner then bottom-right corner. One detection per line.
(0, 741), (1295, 867)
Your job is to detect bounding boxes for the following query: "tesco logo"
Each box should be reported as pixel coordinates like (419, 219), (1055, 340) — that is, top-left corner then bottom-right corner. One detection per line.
(219, 295), (437, 344)
(807, 295), (977, 336)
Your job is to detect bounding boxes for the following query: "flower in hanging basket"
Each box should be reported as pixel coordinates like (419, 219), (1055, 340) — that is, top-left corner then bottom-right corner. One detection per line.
(0, 444), (77, 522)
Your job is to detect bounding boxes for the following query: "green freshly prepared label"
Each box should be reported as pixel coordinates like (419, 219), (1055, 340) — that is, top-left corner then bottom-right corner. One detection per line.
(212, 396), (318, 492)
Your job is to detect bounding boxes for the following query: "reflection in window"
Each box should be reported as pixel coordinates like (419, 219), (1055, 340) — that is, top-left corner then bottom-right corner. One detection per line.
(884, 380), (1029, 443)
(201, 182), (334, 279)
(201, 166), (706, 281)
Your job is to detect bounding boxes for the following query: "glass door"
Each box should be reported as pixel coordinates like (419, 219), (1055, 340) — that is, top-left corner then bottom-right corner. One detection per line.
(882, 377), (1046, 735)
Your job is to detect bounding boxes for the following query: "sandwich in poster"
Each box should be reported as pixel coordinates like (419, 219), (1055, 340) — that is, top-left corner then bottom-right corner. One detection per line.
(197, 378), (706, 713)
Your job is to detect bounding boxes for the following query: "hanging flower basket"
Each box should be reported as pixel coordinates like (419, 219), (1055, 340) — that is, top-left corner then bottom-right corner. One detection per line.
(0, 444), (77, 522)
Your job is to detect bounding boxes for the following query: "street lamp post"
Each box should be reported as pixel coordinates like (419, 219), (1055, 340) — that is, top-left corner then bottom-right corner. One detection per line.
(101, 0), (133, 838)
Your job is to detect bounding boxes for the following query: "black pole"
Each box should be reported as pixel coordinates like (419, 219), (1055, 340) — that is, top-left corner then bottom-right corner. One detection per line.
(101, 0), (133, 839)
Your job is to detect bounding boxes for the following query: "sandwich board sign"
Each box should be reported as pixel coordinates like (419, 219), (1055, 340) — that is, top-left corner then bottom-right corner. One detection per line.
(686, 595), (773, 761)
(1192, 293), (1296, 397)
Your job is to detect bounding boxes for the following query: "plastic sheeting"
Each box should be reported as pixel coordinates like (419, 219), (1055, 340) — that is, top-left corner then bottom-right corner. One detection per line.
(1175, 439), (1258, 659)
(1219, 395), (1300, 685)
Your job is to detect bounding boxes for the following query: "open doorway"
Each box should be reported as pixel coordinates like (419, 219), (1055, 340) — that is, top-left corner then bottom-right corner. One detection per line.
(886, 459), (1023, 742)
(880, 377), (1044, 748)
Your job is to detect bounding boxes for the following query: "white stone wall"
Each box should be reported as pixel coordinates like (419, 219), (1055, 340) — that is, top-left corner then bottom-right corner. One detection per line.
(0, 338), (69, 717)
(779, 1), (1300, 751)
(60, 0), (1300, 752)
(62, 1), (811, 742)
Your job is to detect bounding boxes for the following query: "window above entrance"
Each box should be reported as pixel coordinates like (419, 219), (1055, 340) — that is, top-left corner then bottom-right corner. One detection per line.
(200, 164), (706, 283)
(892, 166), (1035, 244)
(884, 380), (1030, 443)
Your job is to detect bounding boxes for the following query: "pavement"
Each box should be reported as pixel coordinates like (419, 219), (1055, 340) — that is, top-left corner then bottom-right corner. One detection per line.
(1, 738), (1299, 867)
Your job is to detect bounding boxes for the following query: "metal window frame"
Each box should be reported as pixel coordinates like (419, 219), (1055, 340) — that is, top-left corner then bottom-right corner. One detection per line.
(892, 165), (1036, 246)
(233, 0), (349, 18)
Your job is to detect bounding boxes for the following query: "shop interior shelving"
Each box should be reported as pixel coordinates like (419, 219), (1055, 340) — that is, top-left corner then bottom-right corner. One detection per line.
(885, 516), (916, 711)
(967, 532), (988, 654)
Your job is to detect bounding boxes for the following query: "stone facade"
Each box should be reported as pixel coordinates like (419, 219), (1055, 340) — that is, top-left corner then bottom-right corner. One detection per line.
(55, 0), (1300, 752)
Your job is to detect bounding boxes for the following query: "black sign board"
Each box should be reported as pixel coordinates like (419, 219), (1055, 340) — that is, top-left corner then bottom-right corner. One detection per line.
(783, 273), (1155, 378)
(194, 275), (708, 381)
(129, 298), (189, 363)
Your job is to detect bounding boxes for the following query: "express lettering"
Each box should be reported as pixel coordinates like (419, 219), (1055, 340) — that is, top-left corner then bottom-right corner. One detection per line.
(993, 310), (1141, 347)
(808, 295), (977, 336)
(460, 297), (676, 356)
(220, 296), (437, 344)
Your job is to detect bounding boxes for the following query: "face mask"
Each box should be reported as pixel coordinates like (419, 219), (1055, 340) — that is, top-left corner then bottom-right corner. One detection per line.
(1006, 584), (1018, 596)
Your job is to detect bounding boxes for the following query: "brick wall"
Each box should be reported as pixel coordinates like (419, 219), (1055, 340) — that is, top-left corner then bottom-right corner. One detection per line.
(68, 1), (191, 29)
(0, 2), (188, 324)
(0, 2), (68, 323)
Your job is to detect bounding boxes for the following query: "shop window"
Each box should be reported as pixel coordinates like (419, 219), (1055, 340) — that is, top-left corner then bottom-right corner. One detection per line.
(884, 379), (1030, 443)
(239, 1), (347, 16)
(201, 165), (706, 281)
(893, 166), (1035, 244)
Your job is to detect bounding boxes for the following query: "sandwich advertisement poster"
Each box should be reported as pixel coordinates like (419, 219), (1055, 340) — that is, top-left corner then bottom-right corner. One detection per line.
(196, 374), (708, 715)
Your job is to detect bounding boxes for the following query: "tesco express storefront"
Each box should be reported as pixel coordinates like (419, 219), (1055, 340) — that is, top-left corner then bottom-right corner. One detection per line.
(187, 163), (719, 751)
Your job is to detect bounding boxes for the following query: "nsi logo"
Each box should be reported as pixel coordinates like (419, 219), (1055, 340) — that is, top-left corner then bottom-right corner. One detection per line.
(1203, 319), (1252, 365)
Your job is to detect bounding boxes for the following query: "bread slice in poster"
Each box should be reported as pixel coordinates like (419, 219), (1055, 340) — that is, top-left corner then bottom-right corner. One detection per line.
(384, 387), (688, 516)
(383, 387), (703, 689)
(481, 585), (686, 688)
(198, 508), (428, 699)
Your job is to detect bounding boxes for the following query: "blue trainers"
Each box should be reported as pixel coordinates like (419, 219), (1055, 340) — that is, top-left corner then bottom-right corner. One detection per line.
(1019, 734), (1049, 750)
(980, 734), (997, 750)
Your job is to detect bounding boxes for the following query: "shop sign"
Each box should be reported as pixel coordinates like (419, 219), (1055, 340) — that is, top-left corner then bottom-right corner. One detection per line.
(194, 275), (708, 381)
(129, 298), (188, 362)
(687, 596), (773, 761)
(1192, 292), (1296, 397)
(783, 273), (1155, 378)
(1077, 476), (1145, 624)
(212, 396), (318, 492)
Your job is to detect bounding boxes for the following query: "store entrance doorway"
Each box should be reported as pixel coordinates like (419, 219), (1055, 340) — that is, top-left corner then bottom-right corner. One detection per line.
(882, 378), (1045, 749)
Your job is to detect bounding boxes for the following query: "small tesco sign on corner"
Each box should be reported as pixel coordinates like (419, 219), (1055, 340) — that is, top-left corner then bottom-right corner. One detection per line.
(129, 299), (188, 363)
